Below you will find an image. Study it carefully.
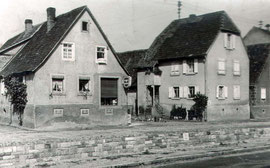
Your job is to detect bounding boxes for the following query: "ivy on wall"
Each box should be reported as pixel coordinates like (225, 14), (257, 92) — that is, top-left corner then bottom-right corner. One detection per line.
(4, 75), (27, 126)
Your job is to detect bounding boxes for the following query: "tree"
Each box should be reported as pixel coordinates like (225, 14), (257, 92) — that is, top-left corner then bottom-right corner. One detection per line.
(4, 76), (28, 126)
(191, 93), (208, 121)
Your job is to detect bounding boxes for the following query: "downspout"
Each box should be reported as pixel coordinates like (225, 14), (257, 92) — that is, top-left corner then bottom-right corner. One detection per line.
(204, 57), (207, 122)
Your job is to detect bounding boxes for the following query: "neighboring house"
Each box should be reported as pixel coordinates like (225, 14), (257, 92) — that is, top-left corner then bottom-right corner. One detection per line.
(244, 26), (270, 46)
(244, 27), (270, 118)
(117, 49), (147, 115)
(136, 11), (250, 121)
(0, 6), (130, 128)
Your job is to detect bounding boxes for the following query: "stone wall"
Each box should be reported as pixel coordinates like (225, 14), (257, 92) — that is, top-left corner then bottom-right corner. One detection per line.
(0, 127), (270, 167)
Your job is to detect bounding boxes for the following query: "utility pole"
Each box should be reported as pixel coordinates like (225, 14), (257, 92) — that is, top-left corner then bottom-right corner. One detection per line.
(178, 1), (182, 19)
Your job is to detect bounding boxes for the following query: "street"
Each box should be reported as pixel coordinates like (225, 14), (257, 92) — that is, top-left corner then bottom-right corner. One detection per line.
(158, 150), (270, 168)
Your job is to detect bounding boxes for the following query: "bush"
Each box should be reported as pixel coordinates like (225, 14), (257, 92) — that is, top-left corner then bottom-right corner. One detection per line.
(170, 105), (186, 120)
(191, 93), (208, 121)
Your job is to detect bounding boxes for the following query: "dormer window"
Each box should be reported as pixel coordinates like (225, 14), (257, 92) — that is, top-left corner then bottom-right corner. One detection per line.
(82, 21), (89, 32)
(62, 42), (75, 61)
(96, 46), (107, 64)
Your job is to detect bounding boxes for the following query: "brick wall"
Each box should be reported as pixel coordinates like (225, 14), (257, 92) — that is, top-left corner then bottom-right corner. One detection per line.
(0, 127), (270, 167)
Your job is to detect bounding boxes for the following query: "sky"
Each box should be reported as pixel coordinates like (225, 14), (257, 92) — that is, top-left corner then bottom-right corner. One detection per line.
(0, 0), (269, 52)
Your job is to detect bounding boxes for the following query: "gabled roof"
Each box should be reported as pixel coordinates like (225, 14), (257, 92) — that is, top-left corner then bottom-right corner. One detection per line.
(247, 44), (270, 84)
(138, 11), (240, 68)
(0, 24), (41, 54)
(0, 6), (129, 76)
(117, 49), (147, 91)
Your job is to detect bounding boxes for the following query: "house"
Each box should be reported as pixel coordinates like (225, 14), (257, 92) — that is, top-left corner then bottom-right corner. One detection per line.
(244, 26), (270, 46)
(244, 27), (270, 118)
(136, 11), (250, 121)
(0, 6), (130, 128)
(117, 49), (147, 116)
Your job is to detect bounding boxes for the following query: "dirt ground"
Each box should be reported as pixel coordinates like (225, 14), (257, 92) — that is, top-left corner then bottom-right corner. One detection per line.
(1, 119), (270, 144)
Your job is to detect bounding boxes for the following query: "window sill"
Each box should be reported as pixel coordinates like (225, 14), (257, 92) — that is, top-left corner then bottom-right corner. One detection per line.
(187, 97), (195, 100)
(171, 97), (180, 100)
(51, 92), (66, 96)
(97, 59), (107, 64)
(77, 92), (92, 96)
(233, 98), (240, 100)
(233, 74), (241, 76)
(217, 72), (226, 75)
(81, 30), (89, 33)
(217, 97), (226, 100)
(184, 72), (197, 75)
(170, 73), (180, 76)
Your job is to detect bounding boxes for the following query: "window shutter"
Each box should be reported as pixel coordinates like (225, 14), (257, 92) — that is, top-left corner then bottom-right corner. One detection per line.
(195, 86), (199, 94)
(232, 35), (236, 49)
(224, 33), (228, 48)
(224, 86), (228, 98)
(183, 60), (187, 74)
(233, 85), (240, 99)
(168, 87), (173, 98)
(233, 60), (240, 75)
(218, 59), (226, 75)
(184, 86), (188, 98)
(180, 86), (184, 98)
(194, 59), (198, 73)
(216, 86), (219, 98)
(261, 88), (266, 100)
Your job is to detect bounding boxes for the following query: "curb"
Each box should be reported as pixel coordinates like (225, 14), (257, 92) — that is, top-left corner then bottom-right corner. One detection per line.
(109, 145), (270, 168)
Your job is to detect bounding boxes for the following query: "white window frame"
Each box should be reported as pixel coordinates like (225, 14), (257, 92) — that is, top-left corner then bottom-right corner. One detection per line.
(261, 87), (266, 100)
(81, 21), (89, 32)
(218, 58), (226, 75)
(171, 62), (180, 76)
(224, 33), (236, 50)
(233, 85), (241, 100)
(216, 85), (228, 100)
(51, 74), (65, 94)
(233, 60), (240, 76)
(80, 109), (90, 116)
(78, 76), (91, 94)
(183, 59), (198, 75)
(53, 109), (63, 117)
(96, 46), (107, 64)
(61, 42), (75, 61)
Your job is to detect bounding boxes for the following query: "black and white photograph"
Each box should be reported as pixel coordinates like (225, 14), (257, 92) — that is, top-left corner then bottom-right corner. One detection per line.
(0, 0), (270, 167)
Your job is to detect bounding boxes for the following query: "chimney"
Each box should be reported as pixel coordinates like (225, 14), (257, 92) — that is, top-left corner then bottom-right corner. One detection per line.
(47, 7), (56, 32)
(24, 19), (33, 35)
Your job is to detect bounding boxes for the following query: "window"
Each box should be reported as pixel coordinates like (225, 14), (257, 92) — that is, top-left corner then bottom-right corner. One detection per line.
(216, 85), (228, 99)
(224, 33), (235, 50)
(82, 21), (89, 31)
(79, 77), (90, 92)
(171, 62), (180, 75)
(101, 78), (118, 106)
(169, 86), (184, 99)
(261, 88), (266, 100)
(233, 85), (240, 100)
(54, 109), (63, 117)
(218, 59), (226, 75)
(52, 76), (64, 93)
(233, 60), (240, 76)
(81, 109), (90, 116)
(62, 42), (75, 61)
(96, 46), (107, 64)
(183, 59), (198, 74)
(188, 86), (195, 98)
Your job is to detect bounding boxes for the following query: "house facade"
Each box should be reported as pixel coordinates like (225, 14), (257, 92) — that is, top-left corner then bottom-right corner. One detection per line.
(137, 11), (250, 121)
(0, 6), (130, 128)
(244, 27), (270, 118)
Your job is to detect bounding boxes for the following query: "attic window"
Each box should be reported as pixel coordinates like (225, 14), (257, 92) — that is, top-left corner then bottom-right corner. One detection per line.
(96, 46), (107, 64)
(224, 33), (235, 50)
(82, 21), (89, 32)
(62, 42), (75, 61)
